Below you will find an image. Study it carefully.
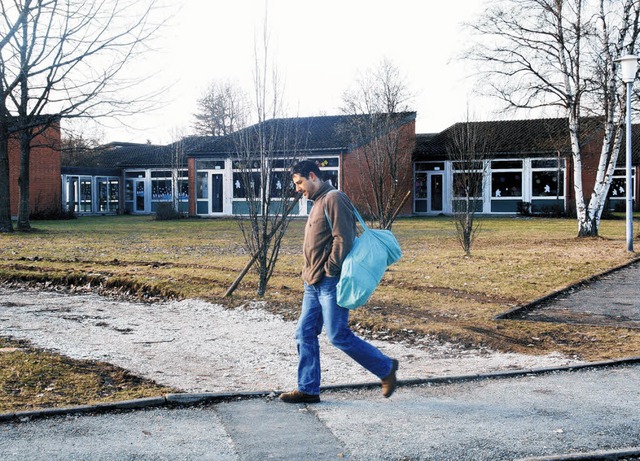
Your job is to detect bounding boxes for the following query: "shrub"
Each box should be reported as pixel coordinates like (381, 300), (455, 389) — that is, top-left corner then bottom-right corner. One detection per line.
(536, 205), (566, 218)
(30, 207), (77, 220)
(517, 201), (532, 216)
(154, 202), (181, 221)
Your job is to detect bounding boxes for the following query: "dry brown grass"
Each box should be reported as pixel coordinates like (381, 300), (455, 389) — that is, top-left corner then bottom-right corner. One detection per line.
(0, 337), (175, 413)
(1, 214), (639, 412)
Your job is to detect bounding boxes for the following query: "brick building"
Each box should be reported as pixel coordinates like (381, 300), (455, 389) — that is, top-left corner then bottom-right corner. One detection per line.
(8, 122), (61, 217)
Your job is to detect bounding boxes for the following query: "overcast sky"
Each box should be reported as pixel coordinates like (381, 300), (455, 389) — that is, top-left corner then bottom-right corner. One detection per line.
(89, 0), (498, 144)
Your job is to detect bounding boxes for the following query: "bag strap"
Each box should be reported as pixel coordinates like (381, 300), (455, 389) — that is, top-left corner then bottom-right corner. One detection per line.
(323, 190), (367, 231)
(349, 204), (367, 230)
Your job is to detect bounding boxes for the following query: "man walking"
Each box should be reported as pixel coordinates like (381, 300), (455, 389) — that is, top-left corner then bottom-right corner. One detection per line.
(279, 160), (398, 404)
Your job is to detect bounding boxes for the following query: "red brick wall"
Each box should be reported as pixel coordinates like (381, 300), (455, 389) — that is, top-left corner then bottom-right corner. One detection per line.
(8, 123), (61, 216)
(565, 135), (639, 212)
(341, 119), (415, 217)
(579, 136), (602, 204)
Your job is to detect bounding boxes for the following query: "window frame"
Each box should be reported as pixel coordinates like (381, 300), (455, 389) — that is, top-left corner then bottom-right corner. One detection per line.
(452, 161), (485, 200)
(490, 159), (523, 199)
(608, 167), (636, 200)
(531, 158), (565, 198)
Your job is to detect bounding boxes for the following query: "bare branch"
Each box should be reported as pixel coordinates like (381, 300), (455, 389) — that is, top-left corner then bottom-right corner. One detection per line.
(0, 0), (170, 231)
(465, 0), (640, 236)
(340, 58), (415, 229)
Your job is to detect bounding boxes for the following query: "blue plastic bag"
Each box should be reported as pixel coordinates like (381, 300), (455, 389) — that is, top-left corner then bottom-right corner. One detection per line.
(326, 205), (402, 309)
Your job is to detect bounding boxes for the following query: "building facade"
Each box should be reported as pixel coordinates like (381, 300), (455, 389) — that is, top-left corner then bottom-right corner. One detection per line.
(412, 118), (639, 215)
(62, 113), (417, 218)
(57, 115), (638, 218)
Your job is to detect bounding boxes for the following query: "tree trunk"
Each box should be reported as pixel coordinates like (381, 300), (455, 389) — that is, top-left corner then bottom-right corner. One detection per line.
(0, 118), (14, 233)
(17, 127), (31, 230)
(568, 113), (597, 237)
(587, 122), (624, 235)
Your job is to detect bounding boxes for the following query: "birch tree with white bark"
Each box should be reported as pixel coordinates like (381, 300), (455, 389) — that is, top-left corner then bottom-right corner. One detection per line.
(467, 0), (640, 237)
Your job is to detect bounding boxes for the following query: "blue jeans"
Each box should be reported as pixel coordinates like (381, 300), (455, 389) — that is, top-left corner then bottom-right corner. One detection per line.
(295, 276), (393, 395)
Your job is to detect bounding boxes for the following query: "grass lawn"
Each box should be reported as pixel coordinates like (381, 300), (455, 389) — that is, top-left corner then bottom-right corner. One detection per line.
(1, 214), (639, 412)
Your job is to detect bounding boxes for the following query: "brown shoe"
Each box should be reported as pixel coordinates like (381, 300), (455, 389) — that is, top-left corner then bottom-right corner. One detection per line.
(279, 390), (321, 404)
(381, 359), (399, 398)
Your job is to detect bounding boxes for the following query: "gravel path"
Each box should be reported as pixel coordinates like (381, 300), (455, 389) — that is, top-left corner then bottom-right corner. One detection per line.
(0, 286), (582, 393)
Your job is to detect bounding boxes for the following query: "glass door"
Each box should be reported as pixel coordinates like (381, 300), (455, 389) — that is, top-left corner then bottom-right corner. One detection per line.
(429, 173), (443, 212)
(211, 173), (224, 213)
(135, 179), (146, 213)
(67, 177), (79, 212)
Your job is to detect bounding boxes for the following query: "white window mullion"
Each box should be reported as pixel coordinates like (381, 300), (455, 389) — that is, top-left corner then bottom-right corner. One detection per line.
(522, 159), (532, 203)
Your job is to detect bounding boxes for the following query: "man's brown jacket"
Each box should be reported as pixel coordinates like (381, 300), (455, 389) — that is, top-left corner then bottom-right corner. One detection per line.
(302, 181), (356, 286)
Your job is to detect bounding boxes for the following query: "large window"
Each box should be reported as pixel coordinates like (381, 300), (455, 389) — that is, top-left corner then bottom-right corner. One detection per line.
(65, 175), (119, 214)
(491, 160), (522, 198)
(452, 161), (484, 198)
(453, 172), (483, 197)
(65, 176), (93, 213)
(233, 172), (261, 198)
(151, 171), (172, 201)
(197, 160), (225, 170)
(125, 171), (145, 179)
(531, 159), (565, 197)
(414, 173), (427, 199)
(151, 169), (188, 202)
(177, 171), (189, 202)
(323, 170), (339, 189)
(65, 177), (78, 211)
(196, 171), (208, 199)
(79, 179), (92, 212)
(608, 168), (635, 200)
(270, 171), (293, 198)
(125, 180), (134, 201)
(415, 162), (445, 171)
(232, 159), (261, 199)
(308, 157), (339, 189)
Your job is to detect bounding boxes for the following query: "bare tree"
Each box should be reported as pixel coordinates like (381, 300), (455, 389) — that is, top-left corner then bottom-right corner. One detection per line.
(60, 130), (102, 167)
(446, 119), (491, 256)
(0, 0), (33, 233)
(466, 0), (640, 237)
(0, 0), (166, 231)
(228, 9), (302, 298)
(193, 80), (248, 136)
(162, 133), (188, 217)
(340, 58), (415, 229)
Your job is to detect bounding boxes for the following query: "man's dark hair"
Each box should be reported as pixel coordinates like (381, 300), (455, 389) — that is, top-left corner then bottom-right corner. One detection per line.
(291, 160), (322, 179)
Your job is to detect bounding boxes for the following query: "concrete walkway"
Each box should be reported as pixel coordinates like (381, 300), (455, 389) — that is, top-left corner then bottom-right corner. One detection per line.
(1, 361), (640, 460)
